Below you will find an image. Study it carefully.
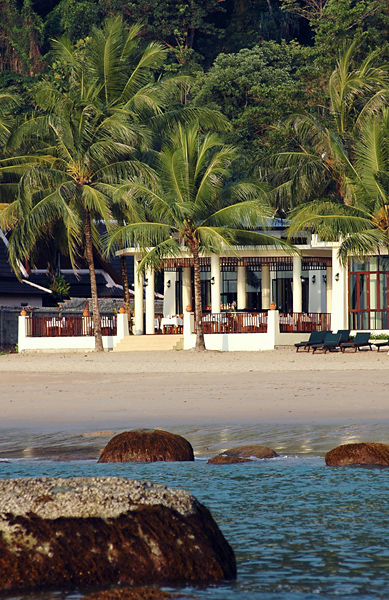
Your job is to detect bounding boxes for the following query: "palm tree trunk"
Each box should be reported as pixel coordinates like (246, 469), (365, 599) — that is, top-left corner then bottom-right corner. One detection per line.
(120, 255), (131, 313)
(191, 241), (206, 351)
(84, 208), (104, 352)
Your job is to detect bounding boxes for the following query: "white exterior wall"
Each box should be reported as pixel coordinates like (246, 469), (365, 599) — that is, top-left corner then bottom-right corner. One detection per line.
(163, 271), (178, 317)
(308, 269), (327, 313)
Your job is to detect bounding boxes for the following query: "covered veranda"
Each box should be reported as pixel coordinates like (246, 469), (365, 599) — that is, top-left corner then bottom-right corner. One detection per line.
(117, 238), (351, 341)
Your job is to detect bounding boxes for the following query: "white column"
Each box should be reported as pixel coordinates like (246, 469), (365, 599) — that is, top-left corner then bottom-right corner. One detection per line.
(293, 255), (302, 313)
(266, 308), (279, 349)
(134, 256), (144, 335)
(182, 267), (192, 311)
(145, 268), (155, 335)
(211, 255), (221, 313)
(331, 247), (348, 331)
(115, 310), (129, 344)
(261, 265), (270, 310)
(18, 314), (27, 352)
(237, 265), (246, 310)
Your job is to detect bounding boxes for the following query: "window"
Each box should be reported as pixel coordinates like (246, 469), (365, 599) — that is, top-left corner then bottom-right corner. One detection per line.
(349, 257), (389, 329)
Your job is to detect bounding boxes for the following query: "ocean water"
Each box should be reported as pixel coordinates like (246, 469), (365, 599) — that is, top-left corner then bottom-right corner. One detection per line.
(0, 421), (388, 600)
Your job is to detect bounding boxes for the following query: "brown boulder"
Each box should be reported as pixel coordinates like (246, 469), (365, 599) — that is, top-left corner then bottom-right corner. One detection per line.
(207, 455), (252, 464)
(0, 477), (236, 592)
(208, 444), (278, 464)
(82, 586), (177, 600)
(325, 442), (389, 466)
(98, 430), (194, 463)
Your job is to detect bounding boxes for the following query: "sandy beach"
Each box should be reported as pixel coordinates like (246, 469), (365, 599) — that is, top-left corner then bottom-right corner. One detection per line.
(1, 347), (388, 427)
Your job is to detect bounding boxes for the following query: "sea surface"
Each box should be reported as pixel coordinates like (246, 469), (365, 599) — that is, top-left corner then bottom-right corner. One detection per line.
(0, 421), (388, 600)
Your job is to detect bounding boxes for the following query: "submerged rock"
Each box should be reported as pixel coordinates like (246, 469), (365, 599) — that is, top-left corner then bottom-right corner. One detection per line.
(207, 455), (252, 465)
(208, 444), (278, 464)
(325, 442), (389, 466)
(0, 477), (236, 592)
(98, 430), (194, 463)
(82, 586), (177, 599)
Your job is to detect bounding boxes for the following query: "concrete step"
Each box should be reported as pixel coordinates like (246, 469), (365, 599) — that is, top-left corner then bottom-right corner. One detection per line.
(113, 335), (184, 352)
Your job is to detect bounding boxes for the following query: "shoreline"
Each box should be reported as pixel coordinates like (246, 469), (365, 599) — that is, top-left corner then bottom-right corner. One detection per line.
(1, 348), (388, 428)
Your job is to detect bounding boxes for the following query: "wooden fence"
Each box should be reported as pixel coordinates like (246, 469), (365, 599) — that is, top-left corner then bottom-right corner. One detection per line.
(25, 315), (117, 337)
(201, 312), (268, 334)
(279, 312), (331, 333)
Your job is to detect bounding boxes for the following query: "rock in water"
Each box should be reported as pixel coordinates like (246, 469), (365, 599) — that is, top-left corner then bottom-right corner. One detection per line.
(208, 444), (278, 464)
(98, 430), (194, 463)
(325, 442), (389, 466)
(0, 477), (236, 592)
(208, 455), (252, 465)
(82, 586), (177, 599)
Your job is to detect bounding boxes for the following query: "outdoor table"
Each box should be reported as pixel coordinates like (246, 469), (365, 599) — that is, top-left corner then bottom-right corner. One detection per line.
(161, 316), (183, 334)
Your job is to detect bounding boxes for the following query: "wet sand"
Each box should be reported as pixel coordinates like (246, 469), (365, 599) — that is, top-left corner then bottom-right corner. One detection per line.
(0, 348), (388, 427)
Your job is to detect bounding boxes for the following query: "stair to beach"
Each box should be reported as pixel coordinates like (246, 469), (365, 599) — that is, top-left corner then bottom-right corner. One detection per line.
(112, 335), (184, 352)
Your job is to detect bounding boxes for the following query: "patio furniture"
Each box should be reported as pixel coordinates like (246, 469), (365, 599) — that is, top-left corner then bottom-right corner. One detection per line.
(373, 340), (389, 352)
(161, 315), (183, 334)
(311, 332), (342, 354)
(340, 332), (373, 352)
(294, 330), (327, 353)
(336, 329), (351, 344)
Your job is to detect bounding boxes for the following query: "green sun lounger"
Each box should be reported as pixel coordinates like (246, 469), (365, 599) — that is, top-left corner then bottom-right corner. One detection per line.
(294, 330), (327, 353)
(340, 332), (373, 352)
(311, 332), (341, 354)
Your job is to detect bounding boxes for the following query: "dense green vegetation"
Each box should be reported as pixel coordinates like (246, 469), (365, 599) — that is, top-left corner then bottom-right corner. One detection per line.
(0, 2), (388, 350)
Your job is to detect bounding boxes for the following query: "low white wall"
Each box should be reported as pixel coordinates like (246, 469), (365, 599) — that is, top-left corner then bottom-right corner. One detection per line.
(183, 310), (278, 351)
(18, 313), (129, 353)
(183, 332), (274, 351)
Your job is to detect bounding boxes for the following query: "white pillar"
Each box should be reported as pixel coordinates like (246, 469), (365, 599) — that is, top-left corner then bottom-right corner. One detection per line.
(331, 247), (348, 331)
(237, 265), (246, 310)
(115, 310), (129, 343)
(267, 308), (279, 349)
(145, 268), (155, 335)
(261, 265), (270, 310)
(293, 255), (302, 313)
(18, 314), (27, 352)
(211, 255), (221, 313)
(134, 256), (144, 335)
(182, 267), (192, 311)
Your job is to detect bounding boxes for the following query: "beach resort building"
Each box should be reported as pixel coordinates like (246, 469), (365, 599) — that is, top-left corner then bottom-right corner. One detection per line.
(116, 223), (389, 351)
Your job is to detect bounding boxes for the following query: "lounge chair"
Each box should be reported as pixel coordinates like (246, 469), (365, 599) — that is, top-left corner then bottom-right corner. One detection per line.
(336, 329), (350, 344)
(340, 332), (373, 352)
(311, 332), (342, 354)
(294, 330), (327, 353)
(373, 340), (389, 352)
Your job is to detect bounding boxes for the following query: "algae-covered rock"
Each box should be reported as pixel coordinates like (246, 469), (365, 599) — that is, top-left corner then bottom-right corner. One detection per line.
(207, 455), (252, 464)
(325, 442), (389, 466)
(82, 586), (178, 600)
(0, 477), (236, 592)
(98, 430), (194, 463)
(208, 444), (278, 464)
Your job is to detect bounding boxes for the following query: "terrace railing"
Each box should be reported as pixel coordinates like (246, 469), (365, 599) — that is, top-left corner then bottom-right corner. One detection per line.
(201, 312), (268, 334)
(26, 315), (117, 337)
(279, 312), (331, 333)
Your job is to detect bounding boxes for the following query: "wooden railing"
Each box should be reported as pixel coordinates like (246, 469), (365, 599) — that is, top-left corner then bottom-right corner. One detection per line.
(201, 312), (268, 334)
(279, 312), (331, 333)
(26, 315), (117, 337)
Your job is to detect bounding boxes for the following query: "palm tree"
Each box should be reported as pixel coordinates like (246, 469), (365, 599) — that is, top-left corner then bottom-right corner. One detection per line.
(107, 123), (292, 351)
(0, 17), (226, 351)
(270, 40), (389, 212)
(287, 108), (389, 263)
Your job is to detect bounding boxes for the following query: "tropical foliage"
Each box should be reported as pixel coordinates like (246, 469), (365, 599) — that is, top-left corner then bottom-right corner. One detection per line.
(107, 122), (291, 350)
